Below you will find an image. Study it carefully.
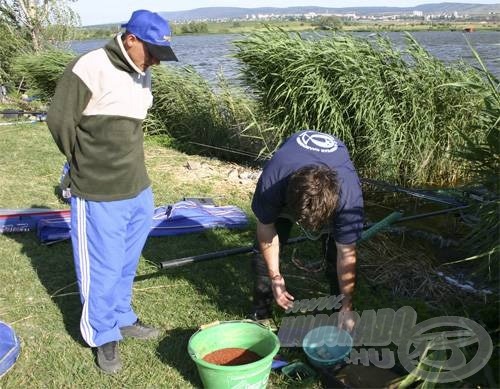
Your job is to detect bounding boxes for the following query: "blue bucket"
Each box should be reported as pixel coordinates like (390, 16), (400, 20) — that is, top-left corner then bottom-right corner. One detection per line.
(302, 326), (352, 368)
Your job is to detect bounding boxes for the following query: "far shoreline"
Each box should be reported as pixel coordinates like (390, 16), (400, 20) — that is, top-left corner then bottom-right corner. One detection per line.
(74, 20), (500, 40)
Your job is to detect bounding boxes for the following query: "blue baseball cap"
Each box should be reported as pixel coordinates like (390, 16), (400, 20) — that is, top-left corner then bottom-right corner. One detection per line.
(122, 10), (178, 62)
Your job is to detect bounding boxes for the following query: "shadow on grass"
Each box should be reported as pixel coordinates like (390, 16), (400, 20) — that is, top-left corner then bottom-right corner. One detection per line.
(139, 229), (257, 319)
(4, 204), (83, 345)
(4, 204), (256, 346)
(157, 327), (202, 387)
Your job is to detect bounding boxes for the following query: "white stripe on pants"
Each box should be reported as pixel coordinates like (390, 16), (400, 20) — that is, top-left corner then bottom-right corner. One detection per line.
(70, 187), (153, 347)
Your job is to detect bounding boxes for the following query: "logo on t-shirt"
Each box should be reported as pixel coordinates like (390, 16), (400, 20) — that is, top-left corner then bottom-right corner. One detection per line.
(296, 131), (338, 153)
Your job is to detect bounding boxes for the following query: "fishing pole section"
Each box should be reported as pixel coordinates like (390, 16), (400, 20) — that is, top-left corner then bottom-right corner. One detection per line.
(0, 109), (47, 125)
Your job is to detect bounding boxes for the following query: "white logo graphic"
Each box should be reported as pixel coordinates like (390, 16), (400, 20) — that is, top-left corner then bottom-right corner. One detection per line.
(398, 316), (493, 383)
(296, 131), (338, 153)
(278, 298), (494, 384)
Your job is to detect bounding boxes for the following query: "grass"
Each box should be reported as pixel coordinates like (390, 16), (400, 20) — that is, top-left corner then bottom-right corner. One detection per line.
(234, 29), (491, 187)
(11, 49), (75, 102)
(0, 122), (257, 386)
(444, 43), (500, 281)
(0, 122), (327, 387)
(1, 121), (498, 387)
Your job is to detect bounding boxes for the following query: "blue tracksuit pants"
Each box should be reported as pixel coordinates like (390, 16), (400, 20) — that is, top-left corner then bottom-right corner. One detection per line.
(70, 187), (153, 347)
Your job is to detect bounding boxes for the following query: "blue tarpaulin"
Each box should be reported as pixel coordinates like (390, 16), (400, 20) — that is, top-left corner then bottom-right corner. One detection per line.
(0, 209), (70, 234)
(36, 200), (248, 244)
(0, 321), (20, 377)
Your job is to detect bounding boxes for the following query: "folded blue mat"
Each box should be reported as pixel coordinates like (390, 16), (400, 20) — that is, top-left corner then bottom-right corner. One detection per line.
(37, 200), (248, 244)
(0, 321), (20, 377)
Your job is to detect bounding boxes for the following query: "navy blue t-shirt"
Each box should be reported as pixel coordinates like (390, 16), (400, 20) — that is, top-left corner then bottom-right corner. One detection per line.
(252, 130), (364, 245)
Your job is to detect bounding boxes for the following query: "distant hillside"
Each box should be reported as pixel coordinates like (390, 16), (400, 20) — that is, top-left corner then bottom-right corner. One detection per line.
(158, 3), (500, 21)
(414, 2), (499, 14)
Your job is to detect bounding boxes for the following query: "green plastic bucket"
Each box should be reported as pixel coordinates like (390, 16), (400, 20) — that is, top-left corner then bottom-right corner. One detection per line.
(188, 320), (280, 389)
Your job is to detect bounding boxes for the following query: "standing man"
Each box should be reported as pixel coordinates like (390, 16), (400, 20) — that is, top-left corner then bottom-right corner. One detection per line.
(47, 10), (178, 373)
(249, 130), (364, 330)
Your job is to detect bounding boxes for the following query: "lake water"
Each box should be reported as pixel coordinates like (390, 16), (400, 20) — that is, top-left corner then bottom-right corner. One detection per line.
(70, 31), (500, 84)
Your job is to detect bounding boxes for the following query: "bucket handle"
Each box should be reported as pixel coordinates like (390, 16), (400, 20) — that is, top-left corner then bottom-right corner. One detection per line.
(199, 320), (221, 330)
(198, 319), (269, 331)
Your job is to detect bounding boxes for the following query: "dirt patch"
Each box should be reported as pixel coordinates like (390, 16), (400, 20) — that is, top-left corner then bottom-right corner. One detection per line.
(334, 364), (403, 388)
(145, 146), (260, 197)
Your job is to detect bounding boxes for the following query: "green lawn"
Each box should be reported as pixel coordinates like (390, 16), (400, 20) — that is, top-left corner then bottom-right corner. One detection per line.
(0, 122), (323, 387)
(0, 121), (497, 387)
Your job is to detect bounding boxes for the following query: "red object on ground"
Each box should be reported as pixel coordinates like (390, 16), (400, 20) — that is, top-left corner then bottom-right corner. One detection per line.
(203, 348), (262, 366)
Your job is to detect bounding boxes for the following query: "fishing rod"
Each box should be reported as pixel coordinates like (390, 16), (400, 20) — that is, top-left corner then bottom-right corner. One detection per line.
(188, 141), (269, 160)
(1, 109), (47, 123)
(1, 109), (47, 116)
(157, 202), (473, 270)
(158, 236), (308, 269)
(158, 211), (403, 269)
(361, 178), (469, 206)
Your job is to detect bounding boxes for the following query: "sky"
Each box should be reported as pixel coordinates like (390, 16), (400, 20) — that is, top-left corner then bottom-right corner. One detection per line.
(71, 0), (499, 26)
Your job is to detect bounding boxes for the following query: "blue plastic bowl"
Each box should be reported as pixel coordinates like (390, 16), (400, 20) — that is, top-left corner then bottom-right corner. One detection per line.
(302, 326), (353, 367)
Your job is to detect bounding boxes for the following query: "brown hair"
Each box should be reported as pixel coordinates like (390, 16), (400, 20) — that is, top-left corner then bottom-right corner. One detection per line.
(286, 165), (339, 231)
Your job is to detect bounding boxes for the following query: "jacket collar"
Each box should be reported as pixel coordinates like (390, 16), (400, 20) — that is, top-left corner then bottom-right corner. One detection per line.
(104, 33), (145, 76)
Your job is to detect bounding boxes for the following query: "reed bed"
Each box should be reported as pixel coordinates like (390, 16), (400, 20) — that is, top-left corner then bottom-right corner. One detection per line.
(10, 38), (496, 188)
(9, 50), (262, 162)
(145, 65), (261, 162)
(234, 29), (490, 186)
(0, 23), (30, 83)
(11, 49), (74, 100)
(447, 45), (500, 278)
(358, 235), (477, 304)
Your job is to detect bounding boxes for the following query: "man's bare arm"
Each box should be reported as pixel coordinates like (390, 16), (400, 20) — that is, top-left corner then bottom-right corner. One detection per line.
(256, 221), (294, 309)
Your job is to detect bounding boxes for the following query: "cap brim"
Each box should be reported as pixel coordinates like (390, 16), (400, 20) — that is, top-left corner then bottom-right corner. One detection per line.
(145, 42), (178, 62)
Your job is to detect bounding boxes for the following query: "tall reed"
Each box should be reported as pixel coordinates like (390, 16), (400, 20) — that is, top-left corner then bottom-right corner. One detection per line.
(11, 49), (74, 100)
(234, 28), (490, 186)
(447, 43), (499, 279)
(0, 22), (30, 84)
(145, 65), (262, 162)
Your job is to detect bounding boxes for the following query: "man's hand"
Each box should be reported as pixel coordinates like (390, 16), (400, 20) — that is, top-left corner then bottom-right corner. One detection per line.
(271, 275), (294, 310)
(338, 306), (356, 333)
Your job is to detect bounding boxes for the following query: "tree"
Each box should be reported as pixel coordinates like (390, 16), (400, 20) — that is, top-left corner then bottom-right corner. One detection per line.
(0, 0), (80, 52)
(0, 10), (30, 83)
(312, 16), (343, 30)
(180, 21), (208, 34)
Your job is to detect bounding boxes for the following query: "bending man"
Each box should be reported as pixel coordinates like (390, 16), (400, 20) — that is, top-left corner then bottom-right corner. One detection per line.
(250, 130), (364, 330)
